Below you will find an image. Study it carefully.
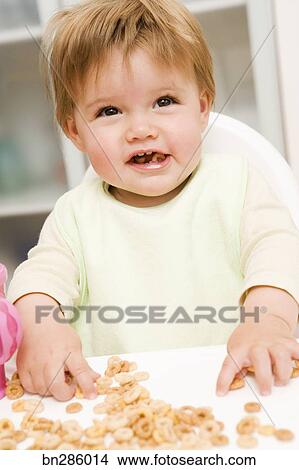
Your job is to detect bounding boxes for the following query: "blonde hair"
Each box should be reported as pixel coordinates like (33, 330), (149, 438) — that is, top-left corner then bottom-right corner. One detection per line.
(41, 0), (215, 132)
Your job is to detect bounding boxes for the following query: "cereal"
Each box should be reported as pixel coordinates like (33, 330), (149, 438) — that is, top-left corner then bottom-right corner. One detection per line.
(133, 417), (154, 439)
(290, 368), (299, 378)
(0, 438), (17, 450)
(229, 376), (245, 390)
(93, 402), (109, 415)
(80, 436), (105, 449)
(123, 385), (142, 404)
(216, 421), (225, 432)
(96, 377), (113, 395)
(191, 407), (214, 425)
(237, 435), (258, 448)
(84, 421), (106, 439)
(13, 430), (27, 443)
(105, 362), (121, 377)
(11, 399), (25, 412)
(257, 424), (275, 436)
(2, 356), (296, 450)
(244, 402), (261, 413)
(66, 403), (83, 414)
(129, 362), (138, 372)
(10, 371), (20, 382)
(75, 385), (84, 399)
(246, 366), (255, 374)
(236, 416), (259, 435)
(114, 372), (135, 385)
(50, 420), (61, 434)
(210, 434), (229, 446)
(201, 419), (222, 436)
(114, 427), (133, 442)
(5, 381), (24, 400)
(35, 432), (62, 449)
(105, 413), (129, 432)
(133, 371), (150, 382)
(108, 356), (122, 366)
(0, 419), (14, 433)
(274, 429), (294, 441)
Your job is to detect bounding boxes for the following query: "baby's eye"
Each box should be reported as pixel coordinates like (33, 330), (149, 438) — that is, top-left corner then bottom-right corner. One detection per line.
(156, 95), (178, 107)
(96, 106), (120, 118)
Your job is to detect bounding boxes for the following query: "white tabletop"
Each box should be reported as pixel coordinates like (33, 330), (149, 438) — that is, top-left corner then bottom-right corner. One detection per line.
(1, 345), (298, 450)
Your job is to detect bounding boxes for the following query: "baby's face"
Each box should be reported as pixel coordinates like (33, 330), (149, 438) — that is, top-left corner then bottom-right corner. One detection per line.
(66, 47), (210, 206)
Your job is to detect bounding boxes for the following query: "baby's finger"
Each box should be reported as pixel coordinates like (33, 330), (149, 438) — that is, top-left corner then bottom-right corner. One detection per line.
(249, 345), (273, 395)
(18, 370), (35, 395)
(288, 340), (299, 362)
(235, 367), (248, 380)
(66, 353), (97, 399)
(88, 365), (101, 381)
(44, 362), (75, 401)
(216, 349), (246, 396)
(269, 344), (292, 386)
(31, 364), (50, 397)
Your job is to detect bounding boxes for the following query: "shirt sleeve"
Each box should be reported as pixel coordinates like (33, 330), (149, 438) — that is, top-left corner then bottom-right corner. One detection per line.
(7, 210), (80, 306)
(239, 162), (299, 306)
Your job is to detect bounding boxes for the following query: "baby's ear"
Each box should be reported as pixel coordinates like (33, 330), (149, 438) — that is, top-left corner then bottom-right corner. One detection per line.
(64, 115), (85, 152)
(199, 91), (211, 132)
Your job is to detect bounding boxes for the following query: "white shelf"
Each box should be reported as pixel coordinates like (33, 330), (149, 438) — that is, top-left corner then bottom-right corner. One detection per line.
(0, 186), (65, 218)
(0, 25), (42, 46)
(184, 0), (246, 14)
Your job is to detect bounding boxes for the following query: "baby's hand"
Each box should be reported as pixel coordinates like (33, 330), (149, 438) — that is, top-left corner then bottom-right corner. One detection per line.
(16, 316), (99, 402)
(216, 313), (299, 396)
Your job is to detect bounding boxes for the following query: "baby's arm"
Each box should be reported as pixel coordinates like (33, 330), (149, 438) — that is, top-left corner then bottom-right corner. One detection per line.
(8, 199), (99, 401)
(216, 285), (299, 396)
(15, 292), (99, 401)
(217, 163), (299, 395)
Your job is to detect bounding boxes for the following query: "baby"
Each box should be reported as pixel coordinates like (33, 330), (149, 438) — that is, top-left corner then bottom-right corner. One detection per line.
(8, 0), (299, 402)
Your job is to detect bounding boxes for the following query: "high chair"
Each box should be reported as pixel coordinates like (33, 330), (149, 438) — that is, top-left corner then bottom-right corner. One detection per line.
(203, 112), (299, 228)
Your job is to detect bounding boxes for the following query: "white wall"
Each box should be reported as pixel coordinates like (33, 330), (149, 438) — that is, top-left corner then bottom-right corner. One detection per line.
(273, 0), (299, 183)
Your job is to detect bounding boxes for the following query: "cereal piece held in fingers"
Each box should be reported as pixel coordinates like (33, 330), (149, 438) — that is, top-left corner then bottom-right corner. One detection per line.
(290, 368), (299, 378)
(229, 376), (245, 391)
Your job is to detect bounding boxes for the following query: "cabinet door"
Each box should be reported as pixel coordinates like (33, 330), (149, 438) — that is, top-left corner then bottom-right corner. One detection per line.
(0, 0), (69, 217)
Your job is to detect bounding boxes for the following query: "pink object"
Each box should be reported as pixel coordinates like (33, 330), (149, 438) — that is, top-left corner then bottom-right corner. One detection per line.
(0, 264), (22, 399)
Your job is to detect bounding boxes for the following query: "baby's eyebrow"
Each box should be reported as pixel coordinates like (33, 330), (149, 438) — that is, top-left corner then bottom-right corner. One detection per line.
(85, 86), (182, 110)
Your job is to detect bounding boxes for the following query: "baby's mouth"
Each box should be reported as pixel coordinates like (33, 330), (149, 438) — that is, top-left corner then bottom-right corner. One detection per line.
(128, 152), (168, 164)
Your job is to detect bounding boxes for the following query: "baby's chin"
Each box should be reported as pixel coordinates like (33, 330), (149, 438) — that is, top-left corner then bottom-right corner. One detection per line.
(125, 185), (178, 198)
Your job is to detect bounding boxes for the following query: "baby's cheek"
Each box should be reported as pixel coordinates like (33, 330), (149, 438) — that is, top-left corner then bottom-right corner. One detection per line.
(87, 145), (118, 179)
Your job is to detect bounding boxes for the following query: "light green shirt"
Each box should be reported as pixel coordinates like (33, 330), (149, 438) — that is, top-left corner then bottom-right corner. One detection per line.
(8, 153), (299, 356)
